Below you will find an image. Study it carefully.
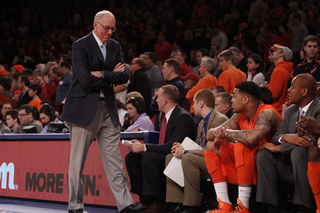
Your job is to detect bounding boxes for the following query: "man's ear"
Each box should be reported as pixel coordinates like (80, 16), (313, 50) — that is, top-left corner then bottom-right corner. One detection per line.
(223, 103), (229, 111)
(243, 96), (249, 104)
(163, 97), (168, 105)
(279, 51), (285, 58)
(169, 66), (174, 73)
(199, 100), (204, 107)
(301, 88), (308, 97)
(27, 112), (33, 119)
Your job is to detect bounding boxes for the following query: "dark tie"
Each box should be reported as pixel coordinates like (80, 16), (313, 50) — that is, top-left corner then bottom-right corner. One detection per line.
(159, 116), (167, 144)
(199, 120), (207, 148)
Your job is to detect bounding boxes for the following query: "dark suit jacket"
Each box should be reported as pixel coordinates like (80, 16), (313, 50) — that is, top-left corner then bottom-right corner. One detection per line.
(61, 32), (129, 126)
(271, 98), (320, 154)
(146, 105), (197, 155)
(166, 76), (185, 108)
(17, 90), (32, 108)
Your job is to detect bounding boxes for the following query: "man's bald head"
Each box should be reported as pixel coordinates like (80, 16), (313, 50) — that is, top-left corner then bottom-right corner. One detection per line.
(295, 74), (317, 98)
(94, 10), (115, 23)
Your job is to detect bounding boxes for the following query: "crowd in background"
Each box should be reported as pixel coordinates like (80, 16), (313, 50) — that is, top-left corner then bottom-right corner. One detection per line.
(2, 1), (320, 212)
(1, 0), (320, 132)
(1, 0), (320, 70)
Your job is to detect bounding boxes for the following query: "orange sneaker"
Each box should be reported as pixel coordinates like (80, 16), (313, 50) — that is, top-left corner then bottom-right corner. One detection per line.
(231, 199), (250, 213)
(209, 198), (232, 213)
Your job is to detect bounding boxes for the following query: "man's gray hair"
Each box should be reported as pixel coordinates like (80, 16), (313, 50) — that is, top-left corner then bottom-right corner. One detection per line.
(36, 63), (46, 72)
(94, 10), (115, 23)
(201, 57), (216, 74)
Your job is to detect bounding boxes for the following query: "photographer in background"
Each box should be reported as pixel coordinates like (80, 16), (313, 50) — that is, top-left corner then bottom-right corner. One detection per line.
(39, 103), (64, 133)
(125, 97), (154, 132)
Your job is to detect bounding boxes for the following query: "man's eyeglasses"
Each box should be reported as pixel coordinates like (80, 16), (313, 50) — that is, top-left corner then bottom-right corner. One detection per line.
(130, 63), (138, 65)
(2, 107), (12, 110)
(17, 113), (27, 118)
(97, 21), (116, 33)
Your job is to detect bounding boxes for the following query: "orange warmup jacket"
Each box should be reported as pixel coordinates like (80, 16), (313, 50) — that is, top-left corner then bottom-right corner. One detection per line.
(28, 98), (42, 111)
(268, 61), (294, 113)
(186, 75), (217, 114)
(217, 68), (246, 94)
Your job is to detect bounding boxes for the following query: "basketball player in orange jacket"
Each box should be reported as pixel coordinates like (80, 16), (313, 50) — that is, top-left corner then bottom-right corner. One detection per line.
(204, 81), (282, 213)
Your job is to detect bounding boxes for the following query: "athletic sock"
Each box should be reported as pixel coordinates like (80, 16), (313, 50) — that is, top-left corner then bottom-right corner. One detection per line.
(238, 186), (251, 209)
(214, 182), (231, 205)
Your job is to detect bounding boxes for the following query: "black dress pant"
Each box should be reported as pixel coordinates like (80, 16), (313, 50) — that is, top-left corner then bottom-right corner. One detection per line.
(125, 151), (166, 200)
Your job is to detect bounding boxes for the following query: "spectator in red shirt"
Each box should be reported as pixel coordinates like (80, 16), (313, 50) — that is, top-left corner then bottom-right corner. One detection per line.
(155, 32), (173, 61)
(44, 66), (60, 102)
(173, 50), (192, 77)
(278, 24), (291, 48)
(32, 69), (48, 101)
(269, 0), (285, 27)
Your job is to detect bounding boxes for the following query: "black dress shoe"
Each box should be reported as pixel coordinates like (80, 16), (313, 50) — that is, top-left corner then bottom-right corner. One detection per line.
(180, 207), (200, 213)
(143, 203), (167, 213)
(120, 204), (146, 213)
(167, 203), (184, 213)
(68, 209), (89, 213)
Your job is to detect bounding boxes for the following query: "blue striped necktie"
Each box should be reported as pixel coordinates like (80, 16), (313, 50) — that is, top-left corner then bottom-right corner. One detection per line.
(101, 43), (106, 61)
(199, 120), (207, 148)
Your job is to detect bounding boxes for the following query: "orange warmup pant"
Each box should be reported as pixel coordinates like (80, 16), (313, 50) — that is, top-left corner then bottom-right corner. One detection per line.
(308, 162), (320, 210)
(204, 142), (260, 185)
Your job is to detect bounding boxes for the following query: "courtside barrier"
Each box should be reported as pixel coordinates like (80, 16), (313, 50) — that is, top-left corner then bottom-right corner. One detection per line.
(0, 131), (159, 206)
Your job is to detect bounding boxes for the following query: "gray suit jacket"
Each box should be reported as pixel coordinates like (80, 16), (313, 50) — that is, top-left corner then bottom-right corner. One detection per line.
(0, 122), (11, 133)
(271, 98), (320, 154)
(190, 109), (228, 156)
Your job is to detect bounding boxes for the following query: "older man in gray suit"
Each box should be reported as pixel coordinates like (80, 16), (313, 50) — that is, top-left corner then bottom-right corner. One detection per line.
(61, 10), (145, 213)
(256, 74), (320, 213)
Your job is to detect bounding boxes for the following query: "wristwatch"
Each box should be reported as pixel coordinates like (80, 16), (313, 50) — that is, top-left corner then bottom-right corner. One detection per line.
(100, 71), (105, 79)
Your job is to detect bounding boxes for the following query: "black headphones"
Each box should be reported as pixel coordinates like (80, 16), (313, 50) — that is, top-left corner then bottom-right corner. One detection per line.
(43, 103), (56, 121)
(130, 97), (143, 114)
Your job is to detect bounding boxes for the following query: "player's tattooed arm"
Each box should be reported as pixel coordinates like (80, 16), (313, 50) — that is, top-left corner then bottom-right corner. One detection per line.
(225, 110), (281, 145)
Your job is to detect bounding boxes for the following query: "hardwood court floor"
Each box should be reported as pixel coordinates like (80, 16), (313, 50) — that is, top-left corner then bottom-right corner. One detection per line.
(0, 198), (118, 213)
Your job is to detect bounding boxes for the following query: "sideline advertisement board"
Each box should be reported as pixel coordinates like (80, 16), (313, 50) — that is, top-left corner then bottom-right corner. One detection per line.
(0, 132), (159, 206)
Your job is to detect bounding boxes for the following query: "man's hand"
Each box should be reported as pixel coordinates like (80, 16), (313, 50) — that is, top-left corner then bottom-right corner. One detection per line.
(281, 102), (290, 118)
(171, 142), (180, 154)
(296, 116), (320, 137)
(113, 63), (125, 72)
(206, 126), (228, 142)
(128, 140), (145, 153)
(91, 71), (101, 78)
(44, 75), (49, 84)
(318, 138), (320, 149)
(171, 142), (185, 159)
(282, 133), (311, 147)
(206, 138), (223, 154)
(61, 98), (66, 105)
(259, 142), (281, 153)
